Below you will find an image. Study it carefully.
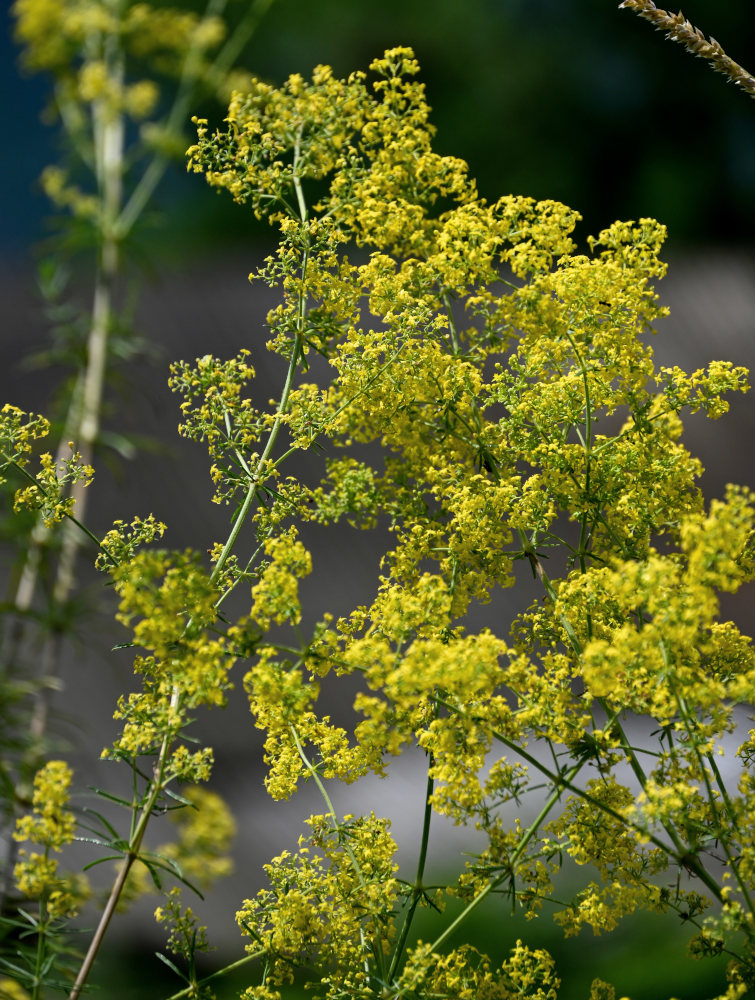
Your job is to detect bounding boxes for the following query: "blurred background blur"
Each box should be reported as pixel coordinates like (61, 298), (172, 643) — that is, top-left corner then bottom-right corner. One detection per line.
(2, 1), (755, 996)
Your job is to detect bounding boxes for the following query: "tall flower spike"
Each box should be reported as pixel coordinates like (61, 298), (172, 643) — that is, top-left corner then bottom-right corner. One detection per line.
(619, 1), (755, 98)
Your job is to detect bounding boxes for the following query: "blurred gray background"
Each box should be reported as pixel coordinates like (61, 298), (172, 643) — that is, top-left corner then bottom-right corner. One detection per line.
(2, 1), (755, 997)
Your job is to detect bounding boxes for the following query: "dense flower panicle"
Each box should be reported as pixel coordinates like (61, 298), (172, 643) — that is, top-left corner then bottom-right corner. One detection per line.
(398, 940), (560, 1000)
(14, 761), (76, 853)
(182, 47), (755, 992)
(4, 36), (754, 997)
(250, 528), (312, 629)
(236, 814), (399, 997)
(13, 761), (88, 919)
(101, 548), (236, 780)
(243, 648), (371, 801)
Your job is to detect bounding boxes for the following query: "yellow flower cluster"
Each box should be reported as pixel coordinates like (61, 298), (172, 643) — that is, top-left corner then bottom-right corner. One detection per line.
(14, 761), (75, 853)
(185, 47), (755, 990)
(94, 513), (167, 570)
(250, 528), (312, 629)
(154, 887), (210, 962)
(236, 813), (399, 997)
(398, 939), (559, 1000)
(13, 444), (94, 527)
(8, 41), (749, 996)
(103, 549), (235, 777)
(13, 761), (88, 919)
(0, 404), (50, 484)
(169, 350), (272, 505)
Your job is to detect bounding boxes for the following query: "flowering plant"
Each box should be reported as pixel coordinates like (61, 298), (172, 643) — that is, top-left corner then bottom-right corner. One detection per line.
(2, 7), (755, 999)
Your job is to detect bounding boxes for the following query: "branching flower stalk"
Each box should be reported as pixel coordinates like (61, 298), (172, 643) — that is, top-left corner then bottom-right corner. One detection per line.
(5, 41), (755, 1000)
(523, 539), (727, 904)
(65, 130), (314, 997)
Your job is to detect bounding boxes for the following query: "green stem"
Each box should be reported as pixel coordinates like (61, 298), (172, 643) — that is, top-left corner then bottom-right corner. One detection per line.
(387, 756), (435, 982)
(69, 699), (178, 1000)
(523, 547), (717, 889)
(289, 726), (388, 985)
(163, 948), (267, 1000)
(441, 290), (460, 354)
(209, 324), (304, 588)
(212, 131), (310, 586)
(268, 347), (404, 474)
(673, 685), (755, 922)
(3, 457), (118, 565)
(428, 760), (583, 955)
(290, 725), (339, 823)
(72, 122), (311, 998)
(429, 691), (724, 903)
(32, 890), (49, 1000)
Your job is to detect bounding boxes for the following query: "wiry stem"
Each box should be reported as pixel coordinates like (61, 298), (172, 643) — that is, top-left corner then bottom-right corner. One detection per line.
(69, 129), (313, 995)
(387, 754), (435, 983)
(163, 948), (267, 1000)
(68, 690), (178, 1000)
(427, 760), (584, 955)
(619, 0), (755, 98)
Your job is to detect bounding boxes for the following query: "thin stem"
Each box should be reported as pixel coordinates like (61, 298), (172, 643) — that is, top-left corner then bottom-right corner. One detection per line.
(209, 329), (304, 587)
(290, 726), (339, 823)
(211, 129), (310, 585)
(387, 755), (435, 982)
(290, 726), (388, 985)
(1, 456), (117, 564)
(441, 290), (460, 354)
(429, 691), (724, 902)
(32, 888), (49, 1000)
(163, 948), (267, 1000)
(524, 552), (724, 898)
(673, 684), (755, 922)
(563, 328), (592, 577)
(428, 760), (584, 954)
(69, 693), (179, 1000)
(268, 347), (404, 474)
(77, 138), (310, 990)
(292, 124), (309, 223)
